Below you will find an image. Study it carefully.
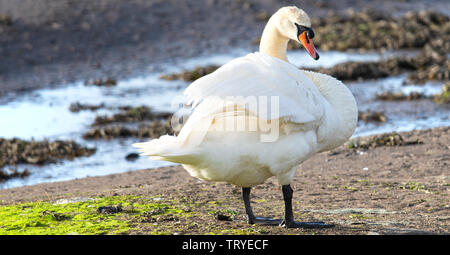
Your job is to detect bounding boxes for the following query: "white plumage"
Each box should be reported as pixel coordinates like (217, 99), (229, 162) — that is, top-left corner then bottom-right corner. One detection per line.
(184, 52), (324, 124)
(134, 6), (358, 228)
(134, 51), (357, 187)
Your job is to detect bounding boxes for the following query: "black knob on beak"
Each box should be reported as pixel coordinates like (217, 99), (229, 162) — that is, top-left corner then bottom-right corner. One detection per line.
(295, 23), (315, 39)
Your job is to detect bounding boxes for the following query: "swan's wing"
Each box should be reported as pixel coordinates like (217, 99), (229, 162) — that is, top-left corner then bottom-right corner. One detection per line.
(301, 70), (358, 148)
(184, 53), (325, 124)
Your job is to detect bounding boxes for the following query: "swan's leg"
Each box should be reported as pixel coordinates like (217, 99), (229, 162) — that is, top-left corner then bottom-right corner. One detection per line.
(279, 184), (334, 228)
(242, 187), (281, 225)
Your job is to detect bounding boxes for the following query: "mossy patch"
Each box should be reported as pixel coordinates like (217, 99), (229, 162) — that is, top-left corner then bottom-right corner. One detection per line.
(0, 195), (189, 235)
(342, 186), (359, 192)
(400, 181), (432, 193)
(208, 209), (238, 221)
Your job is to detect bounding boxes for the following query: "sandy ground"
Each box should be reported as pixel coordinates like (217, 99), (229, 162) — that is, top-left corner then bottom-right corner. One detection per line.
(1, 127), (448, 235)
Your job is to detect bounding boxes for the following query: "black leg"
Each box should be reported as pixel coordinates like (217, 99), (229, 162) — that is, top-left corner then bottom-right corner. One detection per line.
(242, 187), (281, 225)
(280, 184), (334, 229)
(242, 187), (255, 223)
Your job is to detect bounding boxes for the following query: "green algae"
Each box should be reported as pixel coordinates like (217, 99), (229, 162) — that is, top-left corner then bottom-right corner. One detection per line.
(400, 181), (433, 194)
(0, 195), (188, 235)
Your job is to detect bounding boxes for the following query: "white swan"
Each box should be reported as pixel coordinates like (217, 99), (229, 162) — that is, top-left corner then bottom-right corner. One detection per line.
(134, 6), (358, 228)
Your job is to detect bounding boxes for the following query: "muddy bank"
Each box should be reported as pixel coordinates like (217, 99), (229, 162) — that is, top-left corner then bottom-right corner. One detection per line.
(69, 102), (106, 113)
(0, 138), (96, 181)
(0, 168), (30, 182)
(91, 106), (172, 126)
(293, 10), (449, 52)
(358, 111), (387, 123)
(314, 51), (449, 84)
(374, 82), (450, 103)
(261, 9), (448, 53)
(0, 127), (448, 235)
(84, 78), (117, 87)
(83, 121), (174, 140)
(160, 65), (220, 82)
(375, 91), (430, 101)
(82, 106), (174, 139)
(160, 53), (448, 85)
(159, 9), (450, 85)
(162, 36), (449, 85)
(0, 138), (95, 167)
(312, 57), (416, 81)
(346, 131), (423, 150)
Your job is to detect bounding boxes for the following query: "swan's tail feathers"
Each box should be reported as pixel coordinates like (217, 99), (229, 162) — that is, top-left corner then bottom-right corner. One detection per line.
(132, 135), (197, 164)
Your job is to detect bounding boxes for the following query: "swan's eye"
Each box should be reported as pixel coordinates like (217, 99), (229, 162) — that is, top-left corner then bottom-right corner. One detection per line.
(295, 23), (314, 39)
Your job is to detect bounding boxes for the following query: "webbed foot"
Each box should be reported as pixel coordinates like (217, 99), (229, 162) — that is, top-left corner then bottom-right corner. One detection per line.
(279, 220), (334, 228)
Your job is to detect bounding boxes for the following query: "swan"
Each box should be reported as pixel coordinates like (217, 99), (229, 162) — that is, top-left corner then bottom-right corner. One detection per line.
(134, 6), (358, 228)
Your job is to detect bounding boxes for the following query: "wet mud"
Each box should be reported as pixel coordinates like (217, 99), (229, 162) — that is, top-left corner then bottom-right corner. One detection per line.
(91, 106), (172, 126)
(346, 132), (423, 150)
(83, 106), (174, 140)
(82, 121), (174, 140)
(0, 138), (96, 181)
(375, 91), (430, 101)
(162, 12), (449, 85)
(358, 111), (387, 123)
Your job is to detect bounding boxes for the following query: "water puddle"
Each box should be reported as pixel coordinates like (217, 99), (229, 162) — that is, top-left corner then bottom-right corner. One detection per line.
(0, 49), (447, 189)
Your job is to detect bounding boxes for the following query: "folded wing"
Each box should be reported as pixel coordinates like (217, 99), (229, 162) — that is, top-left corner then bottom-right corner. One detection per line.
(184, 53), (325, 124)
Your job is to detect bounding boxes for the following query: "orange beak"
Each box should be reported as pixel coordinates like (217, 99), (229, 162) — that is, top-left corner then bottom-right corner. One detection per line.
(299, 31), (319, 60)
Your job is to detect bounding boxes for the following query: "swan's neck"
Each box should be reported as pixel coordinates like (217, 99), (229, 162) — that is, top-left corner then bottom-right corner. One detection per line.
(259, 18), (289, 62)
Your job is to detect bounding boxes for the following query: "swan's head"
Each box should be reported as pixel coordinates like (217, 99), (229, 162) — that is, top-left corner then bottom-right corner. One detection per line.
(273, 6), (319, 60)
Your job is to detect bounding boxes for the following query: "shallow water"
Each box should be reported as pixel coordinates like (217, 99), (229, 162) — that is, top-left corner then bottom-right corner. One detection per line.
(348, 75), (450, 137)
(0, 49), (448, 189)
